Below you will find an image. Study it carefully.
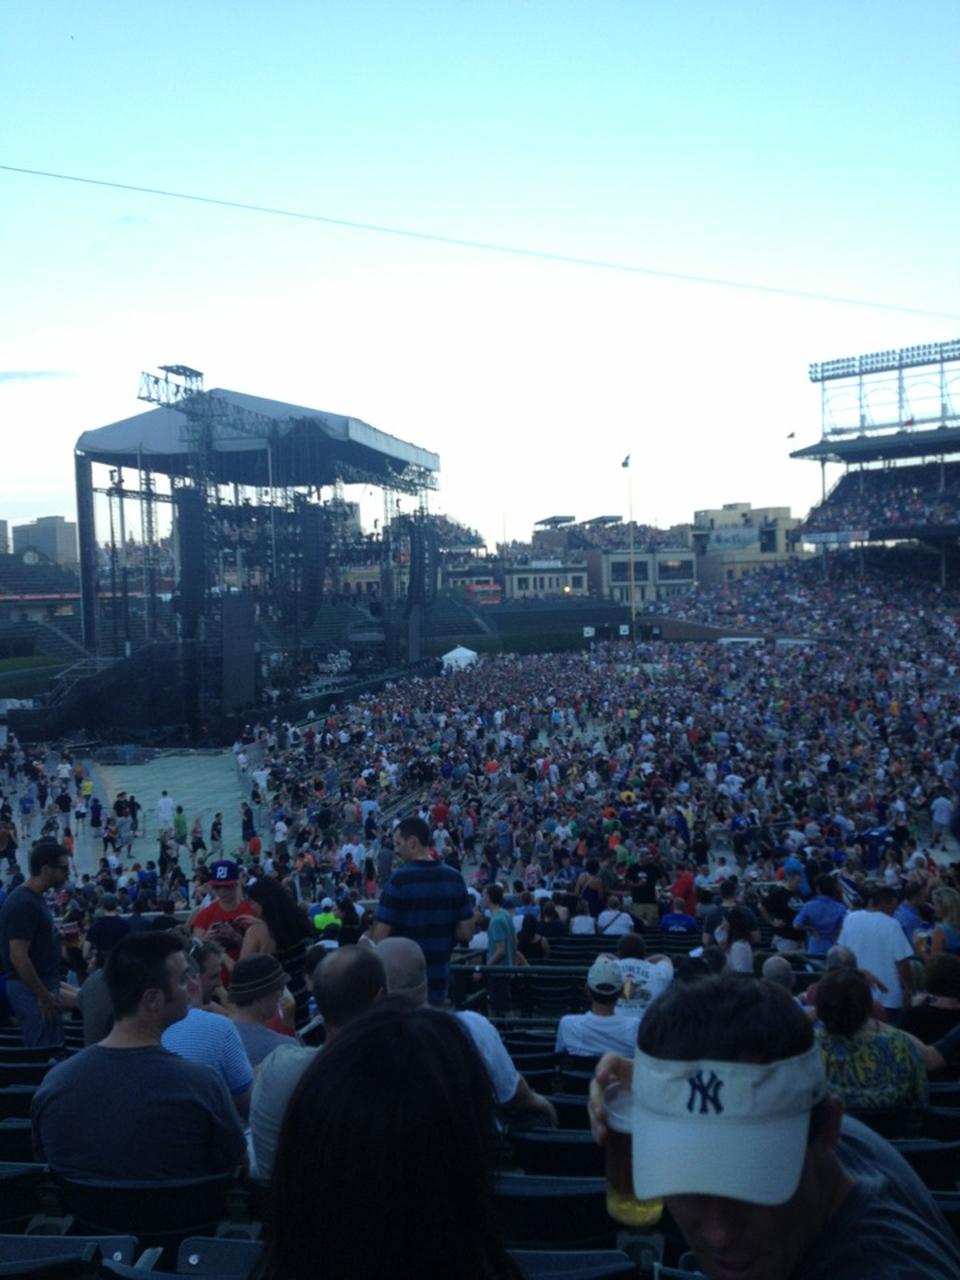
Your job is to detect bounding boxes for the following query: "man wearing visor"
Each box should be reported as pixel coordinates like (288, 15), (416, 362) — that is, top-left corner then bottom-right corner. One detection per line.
(590, 973), (959, 1280)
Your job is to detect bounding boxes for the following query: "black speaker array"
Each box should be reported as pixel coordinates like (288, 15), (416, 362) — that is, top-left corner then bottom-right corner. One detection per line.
(300, 505), (327, 627)
(175, 488), (207, 639)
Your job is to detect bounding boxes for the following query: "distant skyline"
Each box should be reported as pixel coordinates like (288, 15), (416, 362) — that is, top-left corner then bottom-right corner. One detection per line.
(2, 1), (958, 547)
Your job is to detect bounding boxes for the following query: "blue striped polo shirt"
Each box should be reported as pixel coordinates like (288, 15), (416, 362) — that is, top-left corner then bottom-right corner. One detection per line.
(375, 861), (472, 1004)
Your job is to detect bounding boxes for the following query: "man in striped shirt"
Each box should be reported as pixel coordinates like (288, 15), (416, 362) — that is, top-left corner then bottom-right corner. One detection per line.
(372, 817), (474, 1005)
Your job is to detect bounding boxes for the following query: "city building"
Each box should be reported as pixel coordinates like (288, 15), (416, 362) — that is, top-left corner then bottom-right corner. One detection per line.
(0, 520), (8, 555)
(585, 547), (696, 604)
(12, 515), (79, 567)
(690, 503), (802, 584)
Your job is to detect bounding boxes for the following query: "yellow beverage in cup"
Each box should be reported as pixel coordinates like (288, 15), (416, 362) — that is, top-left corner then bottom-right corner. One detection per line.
(604, 1083), (663, 1227)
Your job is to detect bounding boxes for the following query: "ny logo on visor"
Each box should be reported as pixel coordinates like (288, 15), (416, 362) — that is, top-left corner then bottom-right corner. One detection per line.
(686, 1069), (724, 1115)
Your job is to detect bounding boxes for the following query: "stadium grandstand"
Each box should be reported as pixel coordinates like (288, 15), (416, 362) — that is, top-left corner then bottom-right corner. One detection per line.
(793, 337), (960, 583)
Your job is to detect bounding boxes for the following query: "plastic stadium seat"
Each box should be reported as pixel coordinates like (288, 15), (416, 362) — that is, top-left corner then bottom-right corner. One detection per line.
(0, 1244), (98, 1277)
(929, 1082), (960, 1107)
(511, 1052), (559, 1073)
(511, 1129), (605, 1178)
(0, 1047), (64, 1066)
(0, 1087), (37, 1121)
(509, 1247), (636, 1279)
(931, 1190), (960, 1238)
(0, 1162), (49, 1231)
(494, 1173), (615, 1249)
(0, 1236), (137, 1265)
(54, 1172), (236, 1262)
(558, 1069), (596, 1098)
(176, 1236), (264, 1277)
(890, 1138), (960, 1189)
(539, 1094), (591, 1131)
(924, 1107), (960, 1142)
(0, 1119), (35, 1164)
(0, 1062), (54, 1088)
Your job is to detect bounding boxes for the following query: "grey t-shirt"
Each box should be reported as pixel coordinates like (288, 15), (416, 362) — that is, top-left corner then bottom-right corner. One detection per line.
(232, 1020), (291, 1069)
(32, 1045), (246, 1181)
(250, 1042), (319, 1182)
(798, 1117), (960, 1278)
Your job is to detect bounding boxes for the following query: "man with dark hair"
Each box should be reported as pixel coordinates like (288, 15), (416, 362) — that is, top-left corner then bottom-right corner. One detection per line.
(484, 882), (515, 1017)
(702, 879), (760, 949)
(0, 839), (70, 1046)
(589, 973), (960, 1279)
(616, 932), (673, 1018)
(250, 945), (385, 1181)
(839, 886), (914, 1020)
(894, 880), (928, 945)
(372, 815), (473, 1004)
(793, 875), (848, 957)
(32, 932), (245, 1181)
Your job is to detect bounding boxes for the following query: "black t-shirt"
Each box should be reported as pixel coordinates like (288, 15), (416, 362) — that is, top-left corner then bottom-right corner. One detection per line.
(702, 903), (759, 939)
(762, 886), (806, 942)
(85, 914), (131, 960)
(900, 1001), (960, 1045)
(630, 862), (664, 905)
(0, 885), (60, 982)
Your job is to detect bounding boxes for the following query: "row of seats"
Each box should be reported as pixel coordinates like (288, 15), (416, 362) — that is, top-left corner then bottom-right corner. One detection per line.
(0, 1236), (645, 1280)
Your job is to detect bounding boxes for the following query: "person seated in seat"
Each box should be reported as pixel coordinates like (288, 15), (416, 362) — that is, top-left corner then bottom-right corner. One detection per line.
(254, 1001), (520, 1280)
(32, 931), (245, 1181)
(251, 945), (386, 1182)
(227, 955), (292, 1068)
(658, 895), (700, 934)
(161, 951), (254, 1118)
(555, 954), (640, 1059)
(378, 936), (556, 1129)
(901, 954), (960, 1044)
(813, 967), (927, 1116)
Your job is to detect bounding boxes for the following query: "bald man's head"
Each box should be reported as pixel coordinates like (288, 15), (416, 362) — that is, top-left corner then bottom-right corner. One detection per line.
(761, 954), (795, 991)
(312, 945), (385, 1036)
(377, 937), (428, 1008)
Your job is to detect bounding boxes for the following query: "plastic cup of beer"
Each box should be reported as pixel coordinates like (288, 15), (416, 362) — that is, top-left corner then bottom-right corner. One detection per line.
(604, 1082), (664, 1227)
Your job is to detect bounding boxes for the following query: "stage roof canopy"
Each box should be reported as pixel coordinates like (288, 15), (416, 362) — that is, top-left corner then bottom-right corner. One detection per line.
(76, 389), (440, 492)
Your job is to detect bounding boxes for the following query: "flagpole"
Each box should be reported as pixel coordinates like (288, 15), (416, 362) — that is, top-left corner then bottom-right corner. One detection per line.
(624, 454), (636, 643)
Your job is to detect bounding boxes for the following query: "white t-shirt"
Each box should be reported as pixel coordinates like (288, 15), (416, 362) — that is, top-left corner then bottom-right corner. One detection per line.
(838, 909), (914, 1009)
(455, 1010), (520, 1105)
(554, 1010), (640, 1058)
(597, 909), (634, 936)
(616, 957), (673, 1017)
(570, 916), (596, 936)
(932, 796), (953, 826)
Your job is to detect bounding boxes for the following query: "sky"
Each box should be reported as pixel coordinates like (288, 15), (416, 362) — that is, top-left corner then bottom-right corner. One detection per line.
(2, 0), (959, 548)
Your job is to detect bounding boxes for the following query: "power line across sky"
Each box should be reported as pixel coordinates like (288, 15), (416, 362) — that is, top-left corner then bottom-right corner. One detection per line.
(2, 162), (957, 323)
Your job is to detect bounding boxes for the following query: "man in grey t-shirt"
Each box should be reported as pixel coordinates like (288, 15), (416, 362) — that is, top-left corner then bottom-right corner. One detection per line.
(590, 973), (960, 1280)
(250, 946), (385, 1181)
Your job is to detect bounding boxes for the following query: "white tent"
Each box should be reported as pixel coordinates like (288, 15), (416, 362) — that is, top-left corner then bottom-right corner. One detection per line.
(441, 645), (479, 671)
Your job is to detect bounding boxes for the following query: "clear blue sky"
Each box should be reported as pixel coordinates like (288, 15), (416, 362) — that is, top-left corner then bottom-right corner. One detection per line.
(2, 0), (958, 544)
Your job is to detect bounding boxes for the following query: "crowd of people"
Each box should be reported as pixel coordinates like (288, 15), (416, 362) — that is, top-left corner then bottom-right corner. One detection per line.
(804, 462), (960, 534)
(2, 553), (960, 1274)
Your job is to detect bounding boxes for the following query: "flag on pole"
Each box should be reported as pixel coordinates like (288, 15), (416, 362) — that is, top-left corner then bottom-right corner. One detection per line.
(622, 454), (631, 468)
(786, 431), (795, 439)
